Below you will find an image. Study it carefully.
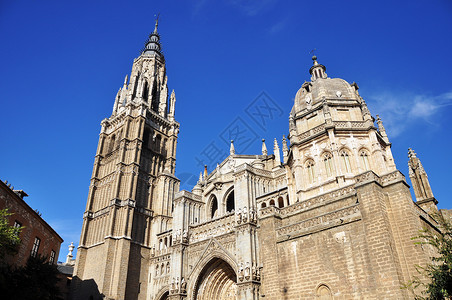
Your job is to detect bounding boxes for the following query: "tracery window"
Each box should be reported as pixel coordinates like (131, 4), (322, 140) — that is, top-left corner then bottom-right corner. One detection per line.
(359, 150), (370, 170)
(323, 153), (334, 177)
(340, 150), (351, 173)
(306, 160), (315, 184)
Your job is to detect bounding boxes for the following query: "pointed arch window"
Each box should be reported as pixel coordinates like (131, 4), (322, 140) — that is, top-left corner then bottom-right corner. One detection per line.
(142, 80), (149, 101)
(226, 189), (235, 212)
(360, 150), (370, 170)
(306, 160), (315, 184)
(323, 153), (334, 177)
(210, 195), (218, 219)
(340, 150), (351, 173)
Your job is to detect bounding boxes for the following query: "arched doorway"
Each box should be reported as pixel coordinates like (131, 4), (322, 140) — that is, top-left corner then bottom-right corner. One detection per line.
(194, 258), (237, 300)
(158, 291), (169, 300)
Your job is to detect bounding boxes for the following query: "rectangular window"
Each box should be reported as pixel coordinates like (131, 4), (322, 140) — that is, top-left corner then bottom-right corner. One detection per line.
(49, 250), (56, 264)
(31, 237), (40, 257)
(13, 220), (22, 228)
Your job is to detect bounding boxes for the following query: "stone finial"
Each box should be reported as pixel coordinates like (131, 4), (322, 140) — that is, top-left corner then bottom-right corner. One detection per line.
(230, 140), (235, 155)
(123, 74), (128, 87)
(273, 138), (281, 164)
(198, 172), (203, 183)
(376, 115), (389, 142)
(66, 242), (75, 264)
(408, 148), (416, 159)
(282, 135), (289, 163)
(168, 89), (176, 120)
(309, 55), (327, 81)
(262, 139), (268, 155)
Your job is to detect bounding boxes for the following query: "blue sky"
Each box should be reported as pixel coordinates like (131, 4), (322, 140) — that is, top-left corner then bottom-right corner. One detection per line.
(1, 0), (451, 261)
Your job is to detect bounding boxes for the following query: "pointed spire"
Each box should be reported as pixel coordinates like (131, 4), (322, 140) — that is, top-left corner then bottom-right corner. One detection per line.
(282, 135), (289, 163)
(142, 14), (163, 58)
(168, 89), (176, 120)
(154, 13), (159, 33)
(309, 55), (327, 81)
(123, 74), (128, 87)
(261, 139), (268, 155)
(199, 172), (203, 183)
(273, 138), (281, 164)
(376, 115), (389, 142)
(230, 140), (235, 155)
(408, 148), (437, 213)
(204, 165), (208, 179)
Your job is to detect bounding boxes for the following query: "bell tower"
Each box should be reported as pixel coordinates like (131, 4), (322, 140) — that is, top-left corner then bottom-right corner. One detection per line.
(73, 19), (180, 300)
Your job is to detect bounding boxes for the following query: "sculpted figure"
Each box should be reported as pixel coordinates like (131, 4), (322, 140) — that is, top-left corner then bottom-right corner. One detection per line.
(250, 207), (257, 222)
(171, 277), (175, 291)
(238, 263), (244, 281)
(180, 277), (187, 292)
(236, 208), (242, 224)
(182, 230), (188, 243)
(242, 206), (248, 222)
(244, 262), (250, 279)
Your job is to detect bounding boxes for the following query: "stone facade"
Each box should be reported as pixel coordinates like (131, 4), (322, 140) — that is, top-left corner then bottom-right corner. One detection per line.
(72, 23), (447, 300)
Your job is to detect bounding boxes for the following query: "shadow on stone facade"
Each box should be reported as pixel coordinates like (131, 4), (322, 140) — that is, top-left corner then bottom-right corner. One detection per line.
(71, 276), (104, 300)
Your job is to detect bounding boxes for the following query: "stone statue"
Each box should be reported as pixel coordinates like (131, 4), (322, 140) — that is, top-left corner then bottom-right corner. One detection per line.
(245, 262), (250, 280)
(242, 206), (248, 222)
(236, 208), (242, 224)
(182, 230), (188, 243)
(250, 207), (257, 222)
(238, 263), (244, 281)
(180, 277), (187, 293)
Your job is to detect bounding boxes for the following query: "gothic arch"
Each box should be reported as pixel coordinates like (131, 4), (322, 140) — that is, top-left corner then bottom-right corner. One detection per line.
(154, 287), (169, 300)
(358, 148), (371, 171)
(223, 187), (235, 213)
(189, 253), (238, 300)
(207, 194), (219, 219)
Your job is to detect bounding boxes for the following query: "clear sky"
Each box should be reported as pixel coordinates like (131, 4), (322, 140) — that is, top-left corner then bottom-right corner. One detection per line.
(1, 0), (451, 261)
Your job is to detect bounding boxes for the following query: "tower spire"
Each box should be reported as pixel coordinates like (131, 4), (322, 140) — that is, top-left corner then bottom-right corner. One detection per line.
(408, 148), (438, 214)
(154, 13), (160, 33)
(142, 14), (163, 58)
(273, 138), (281, 164)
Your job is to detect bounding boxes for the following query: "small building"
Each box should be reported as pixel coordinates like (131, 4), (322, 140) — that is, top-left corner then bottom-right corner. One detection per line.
(0, 179), (63, 266)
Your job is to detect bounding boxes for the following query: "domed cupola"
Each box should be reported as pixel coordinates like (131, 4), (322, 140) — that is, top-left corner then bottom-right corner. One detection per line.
(142, 18), (164, 59)
(309, 55), (327, 81)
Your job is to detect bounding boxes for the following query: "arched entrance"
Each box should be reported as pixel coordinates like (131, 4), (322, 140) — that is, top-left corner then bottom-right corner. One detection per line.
(158, 291), (169, 300)
(194, 258), (237, 300)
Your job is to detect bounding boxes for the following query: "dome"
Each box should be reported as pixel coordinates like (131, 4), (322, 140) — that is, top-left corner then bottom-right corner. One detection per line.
(293, 77), (359, 114)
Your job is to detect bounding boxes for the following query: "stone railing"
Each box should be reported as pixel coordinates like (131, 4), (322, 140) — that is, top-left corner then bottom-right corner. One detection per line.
(276, 204), (361, 238)
(333, 120), (368, 129)
(259, 206), (281, 218)
(279, 185), (355, 217)
(189, 213), (235, 243)
(380, 170), (406, 186)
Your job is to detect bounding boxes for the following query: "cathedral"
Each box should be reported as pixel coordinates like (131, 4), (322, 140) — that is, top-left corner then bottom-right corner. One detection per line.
(72, 21), (446, 300)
